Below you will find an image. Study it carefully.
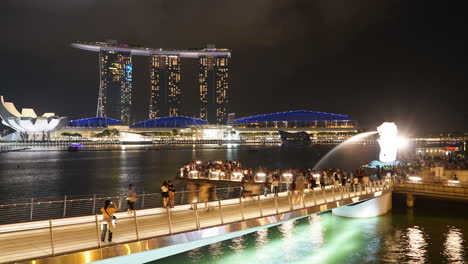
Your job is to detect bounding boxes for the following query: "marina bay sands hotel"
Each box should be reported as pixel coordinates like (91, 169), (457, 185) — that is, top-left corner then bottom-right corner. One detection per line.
(72, 41), (231, 124)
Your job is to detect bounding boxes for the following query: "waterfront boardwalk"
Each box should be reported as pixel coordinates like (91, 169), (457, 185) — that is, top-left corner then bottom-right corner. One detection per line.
(393, 181), (468, 207)
(0, 183), (390, 264)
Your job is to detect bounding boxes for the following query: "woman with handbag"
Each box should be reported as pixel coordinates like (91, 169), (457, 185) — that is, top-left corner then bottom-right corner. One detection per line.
(101, 200), (119, 244)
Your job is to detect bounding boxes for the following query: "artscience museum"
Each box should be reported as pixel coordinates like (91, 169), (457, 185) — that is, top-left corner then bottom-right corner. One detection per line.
(0, 96), (67, 140)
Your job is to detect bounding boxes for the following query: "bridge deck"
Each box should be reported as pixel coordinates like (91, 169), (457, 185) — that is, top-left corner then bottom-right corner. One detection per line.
(0, 184), (388, 264)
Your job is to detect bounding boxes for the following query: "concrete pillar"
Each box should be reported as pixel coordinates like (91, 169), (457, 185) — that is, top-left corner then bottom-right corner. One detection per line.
(406, 193), (414, 208)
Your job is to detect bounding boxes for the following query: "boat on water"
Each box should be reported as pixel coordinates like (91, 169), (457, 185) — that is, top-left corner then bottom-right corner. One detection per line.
(67, 143), (83, 152)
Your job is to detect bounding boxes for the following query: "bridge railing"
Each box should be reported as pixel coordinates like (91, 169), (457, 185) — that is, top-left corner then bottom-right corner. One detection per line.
(0, 180), (391, 263)
(394, 182), (468, 197)
(0, 187), (243, 225)
(0, 181), (391, 263)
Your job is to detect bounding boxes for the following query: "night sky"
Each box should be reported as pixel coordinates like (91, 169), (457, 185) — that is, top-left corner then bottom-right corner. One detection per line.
(2, 0), (467, 135)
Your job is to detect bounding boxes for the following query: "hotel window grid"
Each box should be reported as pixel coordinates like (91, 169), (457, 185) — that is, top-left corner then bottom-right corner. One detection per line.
(97, 50), (132, 125)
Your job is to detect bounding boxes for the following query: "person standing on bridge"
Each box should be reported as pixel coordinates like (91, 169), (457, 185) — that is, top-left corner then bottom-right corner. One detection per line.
(168, 180), (176, 208)
(101, 200), (119, 244)
(126, 184), (137, 214)
(161, 181), (169, 208)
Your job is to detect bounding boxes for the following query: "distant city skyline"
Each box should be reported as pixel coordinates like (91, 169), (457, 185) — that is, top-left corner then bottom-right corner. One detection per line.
(1, 1), (468, 134)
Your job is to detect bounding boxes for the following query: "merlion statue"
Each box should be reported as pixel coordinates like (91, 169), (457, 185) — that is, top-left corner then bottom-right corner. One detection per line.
(377, 122), (398, 163)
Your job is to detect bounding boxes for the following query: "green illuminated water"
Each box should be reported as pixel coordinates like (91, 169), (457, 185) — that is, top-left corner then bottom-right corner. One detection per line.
(152, 196), (467, 264)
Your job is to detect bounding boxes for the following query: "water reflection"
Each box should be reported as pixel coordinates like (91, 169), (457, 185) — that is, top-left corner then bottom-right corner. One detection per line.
(444, 226), (465, 263)
(307, 214), (324, 246)
(405, 226), (427, 264)
(255, 228), (269, 247)
(229, 236), (246, 253)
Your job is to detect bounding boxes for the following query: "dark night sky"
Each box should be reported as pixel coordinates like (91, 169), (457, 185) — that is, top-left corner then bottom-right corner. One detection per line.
(1, 0), (467, 135)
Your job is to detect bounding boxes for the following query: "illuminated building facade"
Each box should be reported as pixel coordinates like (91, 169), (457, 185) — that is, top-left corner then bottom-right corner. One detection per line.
(72, 41), (231, 124)
(149, 55), (181, 119)
(199, 56), (229, 124)
(98, 49), (132, 124)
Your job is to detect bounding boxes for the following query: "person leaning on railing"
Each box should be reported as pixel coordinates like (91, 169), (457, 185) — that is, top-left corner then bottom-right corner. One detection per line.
(101, 200), (119, 244)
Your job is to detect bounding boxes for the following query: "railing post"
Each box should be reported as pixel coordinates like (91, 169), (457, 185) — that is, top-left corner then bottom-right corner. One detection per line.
(62, 195), (67, 217)
(332, 186), (336, 202)
(340, 185), (344, 200)
(30, 198), (34, 221)
(360, 184), (364, 196)
(141, 192), (145, 209)
(92, 194), (96, 215)
(49, 219), (55, 256)
(274, 196), (279, 214)
(301, 192), (306, 209)
(239, 198), (245, 221)
(118, 195), (123, 210)
(288, 192), (293, 211)
(193, 204), (200, 230)
(165, 208), (172, 235)
(322, 187), (327, 204)
(258, 196), (263, 217)
(313, 188), (316, 206)
(218, 200), (224, 225)
(95, 214), (102, 248)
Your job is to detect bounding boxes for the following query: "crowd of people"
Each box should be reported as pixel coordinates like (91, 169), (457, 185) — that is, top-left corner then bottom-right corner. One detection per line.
(417, 152), (467, 170)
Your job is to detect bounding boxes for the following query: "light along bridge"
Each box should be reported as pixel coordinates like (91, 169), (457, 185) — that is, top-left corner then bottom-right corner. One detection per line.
(0, 182), (392, 264)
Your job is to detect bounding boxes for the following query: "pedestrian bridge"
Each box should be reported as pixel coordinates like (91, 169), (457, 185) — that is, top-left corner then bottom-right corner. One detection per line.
(0, 182), (392, 264)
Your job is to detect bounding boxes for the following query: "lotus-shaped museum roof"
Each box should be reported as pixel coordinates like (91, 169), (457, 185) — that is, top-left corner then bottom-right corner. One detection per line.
(0, 96), (67, 133)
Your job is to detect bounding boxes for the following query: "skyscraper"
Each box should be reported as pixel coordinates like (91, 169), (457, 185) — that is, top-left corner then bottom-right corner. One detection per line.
(199, 55), (229, 124)
(149, 55), (181, 119)
(97, 49), (132, 124)
(72, 41), (230, 124)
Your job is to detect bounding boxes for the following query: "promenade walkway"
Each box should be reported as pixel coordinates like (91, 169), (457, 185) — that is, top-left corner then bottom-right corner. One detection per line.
(0, 182), (391, 264)
(394, 181), (468, 204)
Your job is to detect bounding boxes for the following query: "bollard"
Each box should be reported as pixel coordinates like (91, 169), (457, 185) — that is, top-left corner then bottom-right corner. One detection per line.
(95, 214), (102, 248)
(340, 186), (344, 200)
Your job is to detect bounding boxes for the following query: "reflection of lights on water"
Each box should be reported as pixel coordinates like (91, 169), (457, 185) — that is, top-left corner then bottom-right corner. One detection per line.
(406, 226), (427, 263)
(444, 227), (464, 263)
(278, 220), (296, 239)
(255, 228), (269, 247)
(229, 236), (246, 253)
(208, 242), (223, 260)
(307, 214), (324, 246)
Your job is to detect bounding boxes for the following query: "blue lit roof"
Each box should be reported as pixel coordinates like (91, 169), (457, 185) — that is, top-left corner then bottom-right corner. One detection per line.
(67, 117), (122, 128)
(131, 116), (208, 128)
(231, 110), (351, 123)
